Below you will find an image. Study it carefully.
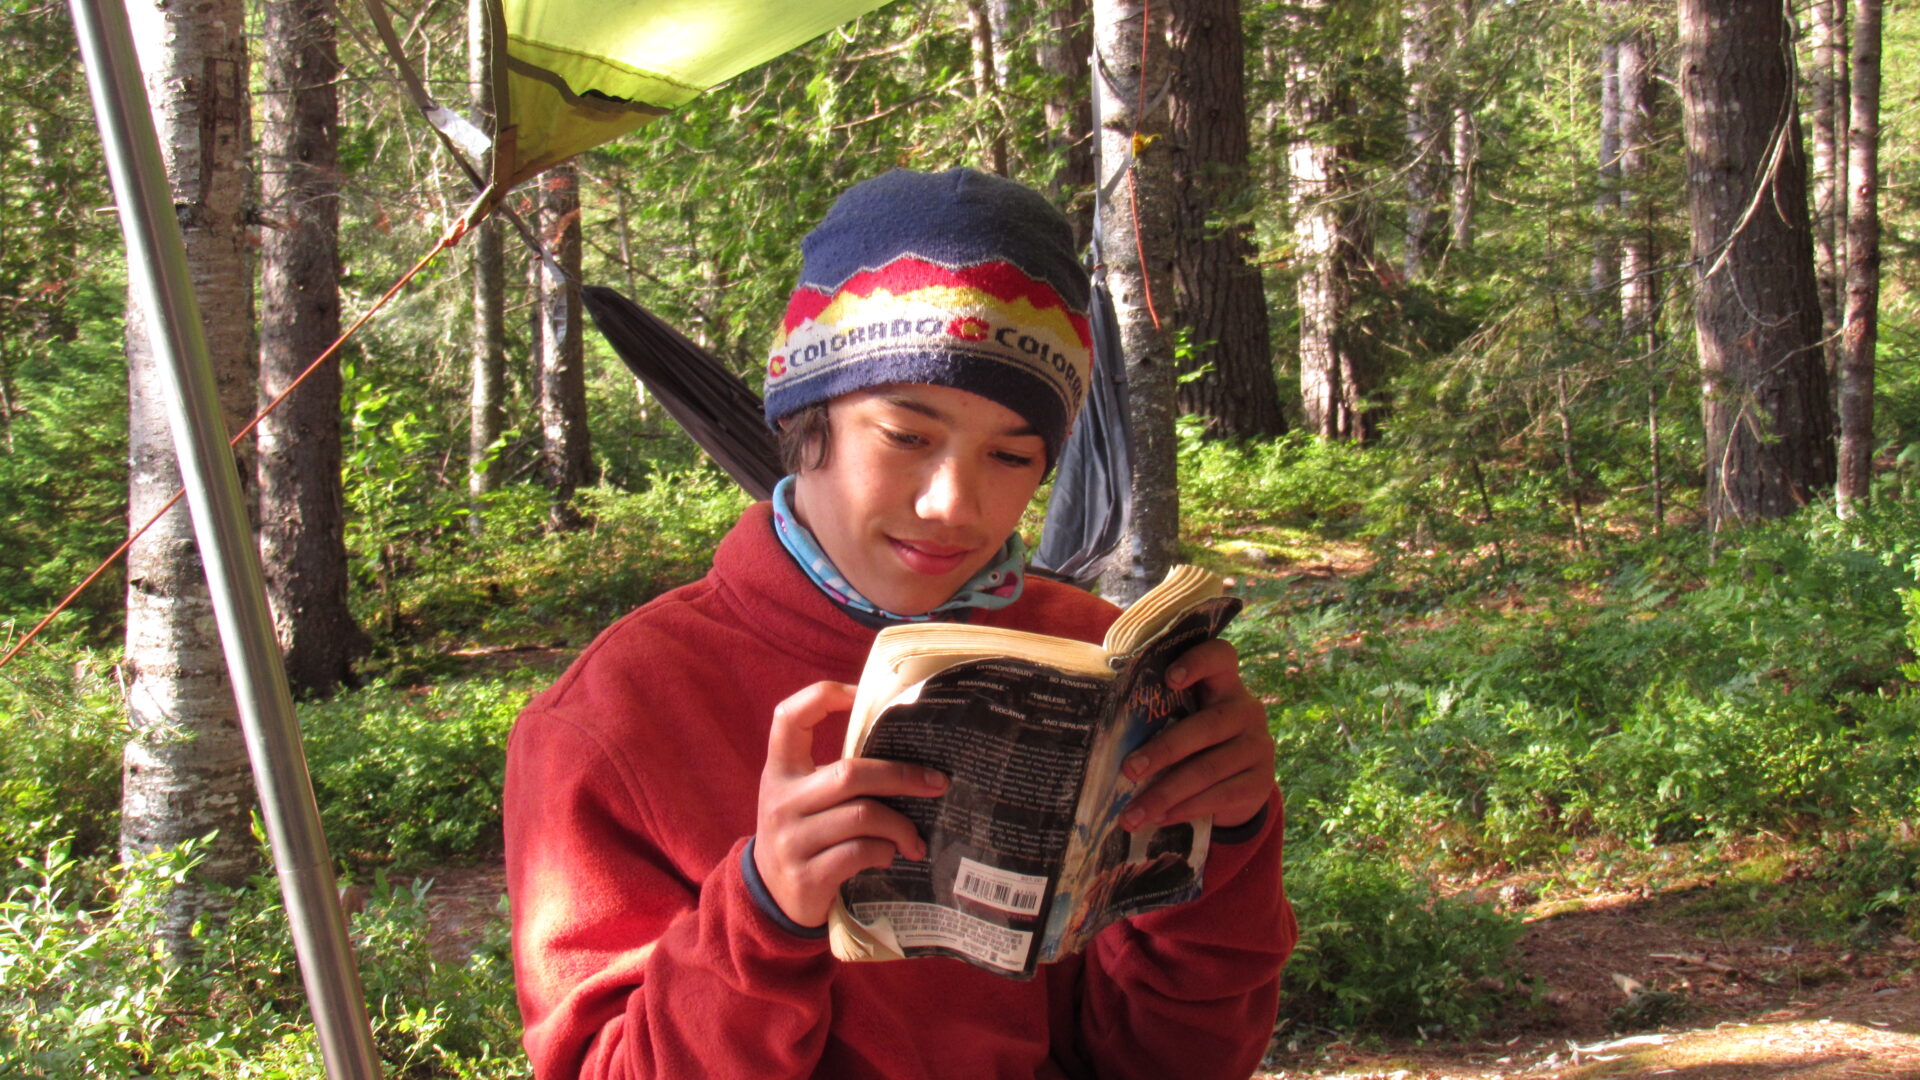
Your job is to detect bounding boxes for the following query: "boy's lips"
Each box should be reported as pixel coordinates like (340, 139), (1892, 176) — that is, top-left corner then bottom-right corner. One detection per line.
(888, 537), (974, 575)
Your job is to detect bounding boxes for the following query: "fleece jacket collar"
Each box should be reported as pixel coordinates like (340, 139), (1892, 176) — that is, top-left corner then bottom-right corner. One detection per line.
(705, 501), (884, 673)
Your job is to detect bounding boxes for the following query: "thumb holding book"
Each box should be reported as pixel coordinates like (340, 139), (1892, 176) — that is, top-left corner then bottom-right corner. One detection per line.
(754, 680), (952, 928)
(1116, 638), (1277, 834)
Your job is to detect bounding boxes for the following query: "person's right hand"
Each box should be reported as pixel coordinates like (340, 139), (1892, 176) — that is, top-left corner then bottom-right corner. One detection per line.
(753, 680), (949, 928)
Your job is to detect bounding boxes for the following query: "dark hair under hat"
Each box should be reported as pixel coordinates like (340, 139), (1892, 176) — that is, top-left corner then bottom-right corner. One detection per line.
(763, 168), (1092, 464)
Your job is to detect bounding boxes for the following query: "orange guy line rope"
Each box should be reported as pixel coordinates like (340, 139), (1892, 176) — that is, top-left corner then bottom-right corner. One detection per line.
(0, 219), (467, 671)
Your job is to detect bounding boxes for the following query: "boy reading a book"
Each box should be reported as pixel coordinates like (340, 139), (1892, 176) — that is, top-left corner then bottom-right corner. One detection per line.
(504, 167), (1296, 1080)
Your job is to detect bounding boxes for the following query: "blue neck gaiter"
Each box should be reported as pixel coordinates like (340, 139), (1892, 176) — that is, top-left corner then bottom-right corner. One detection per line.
(770, 475), (1026, 625)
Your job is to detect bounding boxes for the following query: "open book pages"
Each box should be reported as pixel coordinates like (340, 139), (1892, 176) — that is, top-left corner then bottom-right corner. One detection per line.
(842, 564), (1227, 758)
(1100, 564), (1227, 654)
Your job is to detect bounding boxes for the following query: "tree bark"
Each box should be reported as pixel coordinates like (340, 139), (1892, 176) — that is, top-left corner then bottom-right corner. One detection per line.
(537, 164), (592, 531)
(1287, 0), (1371, 441)
(1617, 26), (1658, 342)
(1093, 0), (1180, 605)
(1617, 22), (1663, 528)
(966, 0), (1009, 176)
(468, 0), (507, 530)
(258, 0), (364, 697)
(1169, 0), (1284, 439)
(1449, 106), (1476, 252)
(1837, 0), (1880, 515)
(1679, 0), (1834, 531)
(121, 0), (257, 954)
(1592, 3), (1624, 314)
(1041, 0), (1096, 250)
(1402, 0), (1447, 280)
(1809, 0), (1847, 382)
(1449, 0), (1478, 254)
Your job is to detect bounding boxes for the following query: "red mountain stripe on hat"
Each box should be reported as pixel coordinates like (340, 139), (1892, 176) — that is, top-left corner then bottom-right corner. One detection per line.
(783, 257), (1092, 346)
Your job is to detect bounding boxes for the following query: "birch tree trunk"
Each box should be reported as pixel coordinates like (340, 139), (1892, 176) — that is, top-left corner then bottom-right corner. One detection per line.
(1617, 22), (1663, 528)
(1401, 0), (1447, 280)
(468, 0), (507, 530)
(1450, 104), (1476, 253)
(1680, 0), (1834, 531)
(1093, 0), (1180, 605)
(1169, 0), (1284, 438)
(259, 0), (363, 697)
(1837, 0), (1880, 515)
(538, 164), (592, 531)
(1617, 26), (1658, 342)
(121, 0), (257, 954)
(1449, 0), (1476, 253)
(1809, 0), (1847, 381)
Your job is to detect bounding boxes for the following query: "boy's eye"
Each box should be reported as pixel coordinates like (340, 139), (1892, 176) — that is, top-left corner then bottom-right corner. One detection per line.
(994, 450), (1036, 469)
(880, 427), (926, 448)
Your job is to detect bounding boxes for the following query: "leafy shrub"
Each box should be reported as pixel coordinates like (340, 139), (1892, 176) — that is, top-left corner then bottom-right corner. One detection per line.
(301, 676), (533, 869)
(1820, 833), (1920, 940)
(351, 472), (748, 670)
(1248, 498), (1920, 863)
(1580, 689), (1855, 843)
(1178, 423), (1382, 536)
(0, 840), (190, 1077)
(0, 645), (124, 876)
(0, 838), (528, 1078)
(1280, 846), (1524, 1037)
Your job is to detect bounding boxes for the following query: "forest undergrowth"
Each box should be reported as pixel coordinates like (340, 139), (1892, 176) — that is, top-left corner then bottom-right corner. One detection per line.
(4, 433), (1920, 1076)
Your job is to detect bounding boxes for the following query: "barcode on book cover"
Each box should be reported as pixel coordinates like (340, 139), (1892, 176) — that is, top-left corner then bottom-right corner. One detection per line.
(953, 857), (1047, 915)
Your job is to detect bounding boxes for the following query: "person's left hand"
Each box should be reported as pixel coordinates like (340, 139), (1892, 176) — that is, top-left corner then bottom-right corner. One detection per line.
(1118, 637), (1275, 832)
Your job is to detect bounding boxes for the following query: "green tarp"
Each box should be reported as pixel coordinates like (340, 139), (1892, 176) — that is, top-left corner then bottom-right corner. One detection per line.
(493, 0), (891, 189)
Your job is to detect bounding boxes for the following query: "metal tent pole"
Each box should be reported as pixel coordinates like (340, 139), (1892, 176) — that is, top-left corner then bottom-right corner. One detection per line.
(67, 0), (383, 1076)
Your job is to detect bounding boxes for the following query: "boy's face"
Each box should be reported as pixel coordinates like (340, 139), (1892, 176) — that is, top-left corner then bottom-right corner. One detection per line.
(791, 383), (1048, 617)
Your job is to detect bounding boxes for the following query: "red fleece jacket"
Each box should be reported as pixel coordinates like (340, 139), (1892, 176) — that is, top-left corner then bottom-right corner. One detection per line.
(505, 503), (1296, 1080)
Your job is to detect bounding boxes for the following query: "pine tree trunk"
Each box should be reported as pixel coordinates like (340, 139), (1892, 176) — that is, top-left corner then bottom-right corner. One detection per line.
(258, 0), (363, 697)
(537, 164), (591, 531)
(1680, 0), (1834, 531)
(1169, 0), (1283, 439)
(1837, 0), (1880, 515)
(1041, 0), (1095, 250)
(468, 0), (506, 530)
(1810, 0), (1847, 382)
(121, 0), (258, 954)
(1287, 0), (1371, 441)
(1093, 0), (1180, 605)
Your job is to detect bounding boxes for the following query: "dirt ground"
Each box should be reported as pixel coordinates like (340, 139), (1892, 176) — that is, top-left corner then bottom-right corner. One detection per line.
(1259, 885), (1920, 1080)
(411, 861), (1920, 1080)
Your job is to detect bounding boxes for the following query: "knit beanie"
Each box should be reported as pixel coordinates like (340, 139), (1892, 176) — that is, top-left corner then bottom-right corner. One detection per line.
(764, 168), (1092, 464)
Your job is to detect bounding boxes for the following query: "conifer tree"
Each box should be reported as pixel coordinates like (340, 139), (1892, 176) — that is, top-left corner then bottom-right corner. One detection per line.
(259, 0), (365, 695)
(1679, 0), (1834, 529)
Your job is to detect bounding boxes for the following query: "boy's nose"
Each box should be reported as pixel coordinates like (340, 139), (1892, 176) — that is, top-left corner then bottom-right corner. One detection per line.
(915, 454), (981, 529)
